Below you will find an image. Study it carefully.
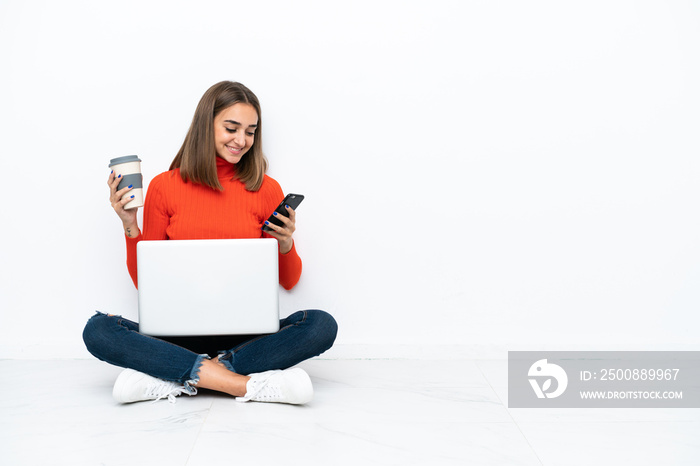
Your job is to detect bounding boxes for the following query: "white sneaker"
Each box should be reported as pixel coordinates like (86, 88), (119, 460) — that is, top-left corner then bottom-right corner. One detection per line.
(236, 368), (313, 405)
(112, 369), (193, 404)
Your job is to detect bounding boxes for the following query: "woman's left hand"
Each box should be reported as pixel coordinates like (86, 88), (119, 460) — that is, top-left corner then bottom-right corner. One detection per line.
(264, 205), (296, 254)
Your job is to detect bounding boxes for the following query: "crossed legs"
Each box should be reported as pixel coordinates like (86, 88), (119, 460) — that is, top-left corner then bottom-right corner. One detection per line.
(83, 309), (337, 400)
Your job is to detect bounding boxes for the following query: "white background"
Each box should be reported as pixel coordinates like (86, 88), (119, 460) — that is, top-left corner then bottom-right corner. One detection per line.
(1, 0), (698, 358)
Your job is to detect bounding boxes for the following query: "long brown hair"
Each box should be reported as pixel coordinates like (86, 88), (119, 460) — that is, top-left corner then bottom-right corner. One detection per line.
(170, 81), (267, 191)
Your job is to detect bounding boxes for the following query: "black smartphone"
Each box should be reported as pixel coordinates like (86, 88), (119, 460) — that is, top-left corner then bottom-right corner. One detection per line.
(262, 193), (305, 232)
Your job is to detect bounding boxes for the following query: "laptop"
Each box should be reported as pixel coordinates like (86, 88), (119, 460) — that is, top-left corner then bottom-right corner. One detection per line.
(137, 239), (280, 336)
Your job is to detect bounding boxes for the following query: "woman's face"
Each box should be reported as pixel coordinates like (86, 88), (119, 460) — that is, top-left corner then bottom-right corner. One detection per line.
(213, 102), (259, 164)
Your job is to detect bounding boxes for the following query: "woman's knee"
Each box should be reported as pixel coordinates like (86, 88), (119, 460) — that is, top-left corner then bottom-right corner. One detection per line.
(306, 309), (338, 350)
(82, 312), (116, 358)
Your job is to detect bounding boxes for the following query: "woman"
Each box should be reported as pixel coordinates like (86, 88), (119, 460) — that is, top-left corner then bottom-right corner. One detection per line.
(83, 81), (337, 405)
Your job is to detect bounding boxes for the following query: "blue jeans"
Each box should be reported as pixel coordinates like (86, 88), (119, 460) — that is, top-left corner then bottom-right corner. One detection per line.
(83, 310), (337, 393)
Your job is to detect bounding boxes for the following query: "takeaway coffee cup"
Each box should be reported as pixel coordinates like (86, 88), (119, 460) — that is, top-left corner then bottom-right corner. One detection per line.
(109, 155), (144, 209)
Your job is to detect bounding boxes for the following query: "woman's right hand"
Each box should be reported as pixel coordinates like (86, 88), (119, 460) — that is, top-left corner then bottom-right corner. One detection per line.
(108, 171), (140, 237)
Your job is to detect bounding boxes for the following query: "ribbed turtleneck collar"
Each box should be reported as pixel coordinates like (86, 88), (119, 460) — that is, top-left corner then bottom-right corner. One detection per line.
(216, 156), (237, 180)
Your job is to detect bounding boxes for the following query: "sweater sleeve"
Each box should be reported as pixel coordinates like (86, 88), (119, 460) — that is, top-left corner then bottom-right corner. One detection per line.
(277, 239), (302, 290)
(125, 173), (170, 288)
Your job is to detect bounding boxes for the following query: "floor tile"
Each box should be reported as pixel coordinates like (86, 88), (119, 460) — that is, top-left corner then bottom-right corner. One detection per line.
(0, 359), (210, 466)
(301, 358), (492, 389)
(517, 421), (700, 466)
(3, 359), (699, 466)
(186, 421), (541, 466)
(203, 381), (510, 424)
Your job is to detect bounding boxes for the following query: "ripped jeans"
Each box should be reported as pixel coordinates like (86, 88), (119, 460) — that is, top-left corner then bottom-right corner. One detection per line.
(82, 310), (338, 393)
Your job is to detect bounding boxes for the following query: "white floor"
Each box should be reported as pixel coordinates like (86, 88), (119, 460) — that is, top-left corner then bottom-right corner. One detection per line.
(2, 359), (699, 466)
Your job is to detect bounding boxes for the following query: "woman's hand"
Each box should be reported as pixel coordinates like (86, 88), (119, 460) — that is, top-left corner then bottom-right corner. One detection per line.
(108, 171), (141, 238)
(264, 205), (296, 254)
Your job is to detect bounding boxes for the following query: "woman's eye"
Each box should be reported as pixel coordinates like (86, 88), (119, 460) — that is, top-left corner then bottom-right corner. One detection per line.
(225, 128), (254, 136)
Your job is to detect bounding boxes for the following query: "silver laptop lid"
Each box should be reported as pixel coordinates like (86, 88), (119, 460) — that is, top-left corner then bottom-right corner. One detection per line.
(137, 239), (280, 336)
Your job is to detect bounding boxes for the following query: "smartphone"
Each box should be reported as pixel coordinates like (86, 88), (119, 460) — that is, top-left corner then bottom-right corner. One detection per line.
(262, 193), (305, 232)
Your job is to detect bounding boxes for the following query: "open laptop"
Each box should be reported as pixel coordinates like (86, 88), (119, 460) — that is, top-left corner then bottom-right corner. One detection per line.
(137, 239), (280, 336)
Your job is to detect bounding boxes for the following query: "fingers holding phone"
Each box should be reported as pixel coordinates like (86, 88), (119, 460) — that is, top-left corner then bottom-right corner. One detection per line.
(263, 194), (303, 254)
(265, 205), (296, 254)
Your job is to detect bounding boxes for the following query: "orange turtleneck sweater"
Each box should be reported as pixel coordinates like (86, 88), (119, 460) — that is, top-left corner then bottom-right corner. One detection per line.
(125, 157), (302, 290)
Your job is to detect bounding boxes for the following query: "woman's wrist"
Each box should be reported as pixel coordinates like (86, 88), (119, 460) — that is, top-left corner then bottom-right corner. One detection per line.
(123, 222), (141, 238)
(279, 239), (293, 255)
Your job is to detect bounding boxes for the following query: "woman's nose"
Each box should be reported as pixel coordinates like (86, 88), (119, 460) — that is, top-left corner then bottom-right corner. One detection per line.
(234, 132), (246, 146)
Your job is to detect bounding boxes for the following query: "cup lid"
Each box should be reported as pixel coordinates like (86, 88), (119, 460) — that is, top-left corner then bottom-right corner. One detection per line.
(109, 155), (142, 167)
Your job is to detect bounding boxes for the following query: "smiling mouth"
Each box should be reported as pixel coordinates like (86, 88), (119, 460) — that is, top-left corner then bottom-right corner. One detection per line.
(226, 145), (243, 154)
